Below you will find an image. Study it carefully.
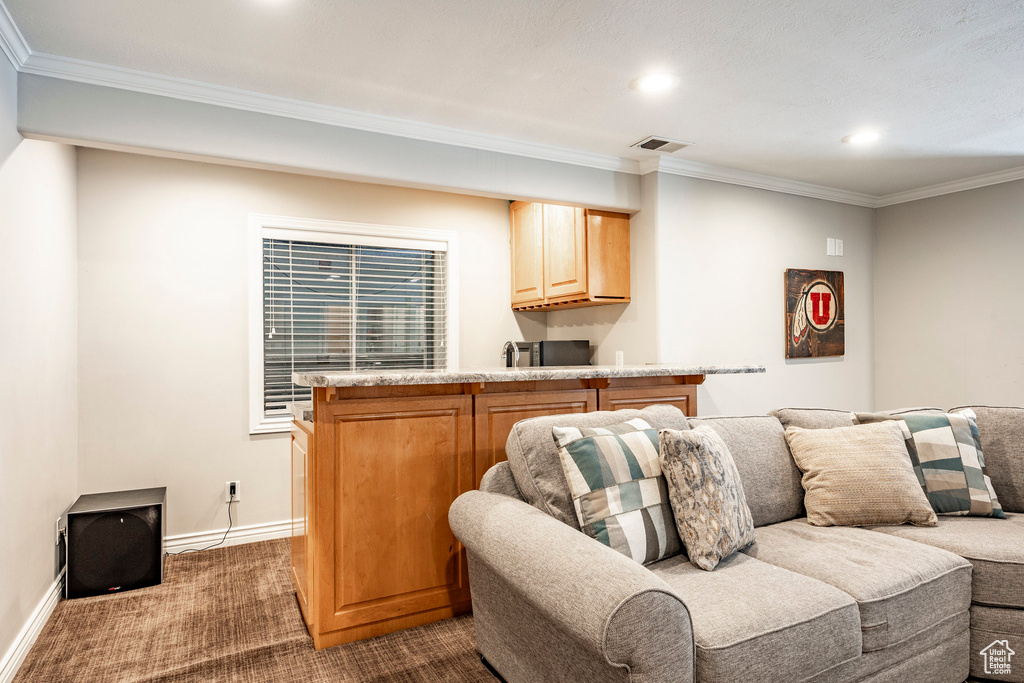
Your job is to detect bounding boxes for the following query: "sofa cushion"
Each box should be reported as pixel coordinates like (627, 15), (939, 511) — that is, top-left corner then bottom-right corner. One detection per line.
(770, 407), (855, 430)
(970, 606), (1023, 682)
(802, 626), (970, 683)
(659, 426), (756, 570)
(870, 513), (1024, 609)
(972, 604), (1024, 640)
(951, 405), (1024, 513)
(505, 405), (688, 528)
(479, 461), (524, 500)
(746, 519), (972, 652)
(553, 419), (681, 564)
(803, 614), (969, 683)
(686, 416), (804, 527)
(784, 422), (938, 527)
(649, 551), (862, 683)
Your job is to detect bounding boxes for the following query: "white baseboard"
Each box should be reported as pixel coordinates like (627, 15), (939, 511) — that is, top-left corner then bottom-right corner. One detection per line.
(164, 518), (292, 553)
(0, 569), (65, 683)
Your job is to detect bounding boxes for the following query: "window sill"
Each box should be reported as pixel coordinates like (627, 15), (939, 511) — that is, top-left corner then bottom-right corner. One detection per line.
(250, 417), (294, 436)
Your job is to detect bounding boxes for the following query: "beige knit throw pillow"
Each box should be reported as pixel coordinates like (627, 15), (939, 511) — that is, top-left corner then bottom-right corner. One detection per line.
(784, 422), (938, 527)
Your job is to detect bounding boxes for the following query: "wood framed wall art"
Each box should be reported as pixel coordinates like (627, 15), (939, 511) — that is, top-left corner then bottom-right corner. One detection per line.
(785, 269), (844, 358)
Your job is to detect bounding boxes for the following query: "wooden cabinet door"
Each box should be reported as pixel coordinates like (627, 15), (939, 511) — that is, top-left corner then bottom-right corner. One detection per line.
(598, 385), (697, 416)
(586, 210), (630, 299)
(291, 423), (314, 630)
(510, 201), (545, 305)
(544, 204), (587, 299)
(314, 395), (473, 643)
(474, 390), (597, 488)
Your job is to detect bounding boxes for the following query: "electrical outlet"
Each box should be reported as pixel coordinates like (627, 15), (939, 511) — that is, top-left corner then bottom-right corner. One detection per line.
(225, 481), (241, 503)
(615, 350), (624, 366)
(836, 239), (844, 256)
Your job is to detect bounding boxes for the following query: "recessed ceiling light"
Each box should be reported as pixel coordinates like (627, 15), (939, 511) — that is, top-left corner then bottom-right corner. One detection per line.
(842, 130), (881, 145)
(630, 73), (680, 93)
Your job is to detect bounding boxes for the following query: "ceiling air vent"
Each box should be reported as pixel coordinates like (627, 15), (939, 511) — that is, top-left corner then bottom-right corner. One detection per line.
(631, 136), (693, 154)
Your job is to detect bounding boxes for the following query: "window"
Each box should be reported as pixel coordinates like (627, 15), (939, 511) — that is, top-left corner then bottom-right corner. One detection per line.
(249, 215), (458, 433)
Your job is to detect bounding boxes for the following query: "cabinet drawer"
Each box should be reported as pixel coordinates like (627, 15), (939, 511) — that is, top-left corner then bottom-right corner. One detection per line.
(598, 385), (696, 416)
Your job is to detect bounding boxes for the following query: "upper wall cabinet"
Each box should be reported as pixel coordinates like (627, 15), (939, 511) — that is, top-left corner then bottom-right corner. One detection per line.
(510, 202), (545, 305)
(509, 201), (630, 311)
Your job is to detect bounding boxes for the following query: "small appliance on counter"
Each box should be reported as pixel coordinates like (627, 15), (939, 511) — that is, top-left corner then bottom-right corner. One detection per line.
(504, 340), (591, 367)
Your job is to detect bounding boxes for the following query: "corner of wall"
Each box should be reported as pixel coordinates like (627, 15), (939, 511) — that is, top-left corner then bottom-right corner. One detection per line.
(0, 61), (80, 679)
(641, 170), (662, 362)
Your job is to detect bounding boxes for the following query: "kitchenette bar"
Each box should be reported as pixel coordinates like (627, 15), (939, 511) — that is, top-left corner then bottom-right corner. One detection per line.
(288, 364), (764, 649)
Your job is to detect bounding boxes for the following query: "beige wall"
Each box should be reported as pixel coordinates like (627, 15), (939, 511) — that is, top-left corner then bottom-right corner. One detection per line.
(656, 175), (876, 415)
(0, 57), (78, 667)
(78, 151), (878, 541)
(550, 172), (877, 415)
(875, 180), (1024, 409)
(20, 74), (643, 213)
(76, 149), (542, 537)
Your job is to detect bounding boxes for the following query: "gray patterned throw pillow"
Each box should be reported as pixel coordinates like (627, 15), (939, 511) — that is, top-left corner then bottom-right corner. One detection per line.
(658, 425), (756, 571)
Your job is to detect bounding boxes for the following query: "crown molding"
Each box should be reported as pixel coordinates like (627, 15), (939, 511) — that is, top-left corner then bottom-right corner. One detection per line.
(642, 156), (879, 207)
(873, 164), (1024, 207)
(5, 0), (1024, 210)
(0, 0), (28, 69)
(637, 157), (663, 175)
(19, 51), (641, 174)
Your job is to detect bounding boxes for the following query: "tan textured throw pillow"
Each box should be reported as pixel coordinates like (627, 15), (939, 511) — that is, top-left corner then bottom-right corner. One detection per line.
(855, 409), (1005, 518)
(784, 422), (937, 527)
(659, 426), (756, 571)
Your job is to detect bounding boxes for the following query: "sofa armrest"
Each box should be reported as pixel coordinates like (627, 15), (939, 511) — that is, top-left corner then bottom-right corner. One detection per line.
(479, 461), (524, 500)
(450, 490), (694, 683)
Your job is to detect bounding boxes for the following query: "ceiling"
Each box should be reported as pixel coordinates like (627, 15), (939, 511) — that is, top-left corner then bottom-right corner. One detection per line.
(5, 0), (1024, 197)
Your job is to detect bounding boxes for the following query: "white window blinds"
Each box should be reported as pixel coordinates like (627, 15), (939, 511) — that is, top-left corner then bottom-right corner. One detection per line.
(262, 237), (448, 419)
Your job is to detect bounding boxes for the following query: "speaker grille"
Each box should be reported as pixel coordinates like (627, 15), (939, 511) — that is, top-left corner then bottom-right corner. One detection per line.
(68, 502), (162, 598)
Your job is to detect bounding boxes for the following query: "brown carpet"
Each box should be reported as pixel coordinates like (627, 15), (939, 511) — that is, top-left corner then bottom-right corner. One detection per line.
(15, 539), (495, 682)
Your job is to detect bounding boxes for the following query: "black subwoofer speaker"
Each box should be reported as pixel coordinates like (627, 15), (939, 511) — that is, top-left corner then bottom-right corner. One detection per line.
(66, 487), (166, 599)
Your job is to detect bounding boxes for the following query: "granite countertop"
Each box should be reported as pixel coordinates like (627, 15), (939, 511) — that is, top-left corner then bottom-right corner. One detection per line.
(290, 402), (314, 423)
(292, 364), (765, 388)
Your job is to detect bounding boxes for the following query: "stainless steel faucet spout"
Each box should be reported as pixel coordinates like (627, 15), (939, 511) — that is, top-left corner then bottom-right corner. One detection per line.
(501, 340), (520, 367)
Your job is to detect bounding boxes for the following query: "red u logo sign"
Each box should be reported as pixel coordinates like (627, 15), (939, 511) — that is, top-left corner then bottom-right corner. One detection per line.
(810, 292), (832, 326)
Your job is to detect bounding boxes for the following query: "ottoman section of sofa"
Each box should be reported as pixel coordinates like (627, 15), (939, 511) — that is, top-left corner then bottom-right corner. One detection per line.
(649, 551), (862, 683)
(747, 519), (972, 652)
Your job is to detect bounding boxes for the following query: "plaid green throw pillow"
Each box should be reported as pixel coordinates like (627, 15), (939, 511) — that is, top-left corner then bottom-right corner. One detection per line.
(855, 409), (1005, 518)
(553, 418), (682, 564)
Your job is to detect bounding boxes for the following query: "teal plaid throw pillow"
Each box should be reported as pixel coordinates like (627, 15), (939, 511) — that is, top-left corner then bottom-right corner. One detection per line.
(553, 418), (682, 564)
(856, 409), (1005, 518)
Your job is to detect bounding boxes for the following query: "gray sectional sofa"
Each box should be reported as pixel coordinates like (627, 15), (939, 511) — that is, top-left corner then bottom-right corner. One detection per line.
(449, 404), (1024, 683)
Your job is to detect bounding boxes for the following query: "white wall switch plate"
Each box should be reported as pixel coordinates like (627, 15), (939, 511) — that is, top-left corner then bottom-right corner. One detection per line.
(827, 238), (836, 256)
(836, 239), (844, 256)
